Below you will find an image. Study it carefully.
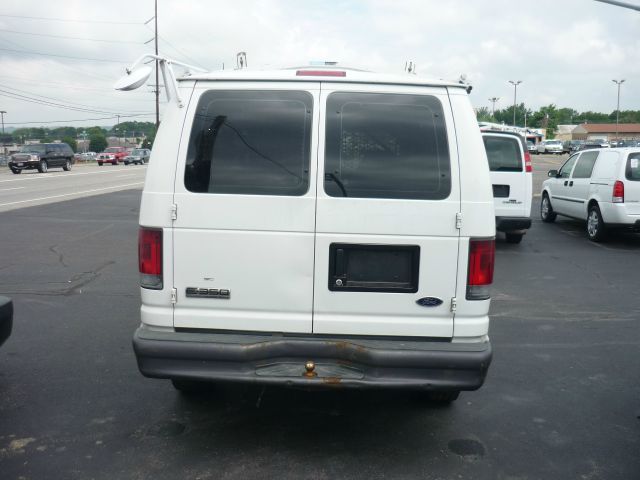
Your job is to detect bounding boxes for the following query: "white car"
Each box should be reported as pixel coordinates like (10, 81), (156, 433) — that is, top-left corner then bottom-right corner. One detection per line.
(482, 131), (532, 243)
(537, 139), (564, 155)
(540, 148), (640, 241)
(122, 63), (496, 402)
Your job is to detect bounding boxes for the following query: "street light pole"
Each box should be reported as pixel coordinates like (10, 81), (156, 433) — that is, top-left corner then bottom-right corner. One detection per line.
(0, 110), (6, 158)
(612, 79), (625, 141)
(489, 97), (500, 117)
(508, 80), (522, 127)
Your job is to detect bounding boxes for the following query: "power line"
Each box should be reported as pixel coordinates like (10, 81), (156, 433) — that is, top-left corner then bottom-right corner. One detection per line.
(4, 114), (155, 125)
(0, 88), (152, 116)
(0, 83), (150, 114)
(0, 46), (126, 63)
(0, 13), (142, 25)
(0, 28), (144, 44)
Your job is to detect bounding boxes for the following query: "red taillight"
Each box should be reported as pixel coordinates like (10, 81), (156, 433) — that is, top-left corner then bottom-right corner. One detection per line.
(296, 70), (346, 77)
(466, 238), (495, 300)
(612, 180), (624, 203)
(524, 151), (532, 173)
(138, 227), (163, 289)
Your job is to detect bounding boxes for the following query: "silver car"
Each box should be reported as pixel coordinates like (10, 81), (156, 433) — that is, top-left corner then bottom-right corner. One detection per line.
(537, 140), (564, 155)
(123, 148), (151, 165)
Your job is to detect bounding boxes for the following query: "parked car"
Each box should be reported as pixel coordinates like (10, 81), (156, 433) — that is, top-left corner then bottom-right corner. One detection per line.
(123, 148), (151, 165)
(540, 147), (640, 241)
(563, 140), (584, 153)
(81, 151), (97, 161)
(8, 143), (74, 174)
(537, 139), (564, 155)
(527, 141), (537, 153)
(0, 296), (13, 348)
(97, 147), (128, 165)
(482, 131), (532, 244)
(128, 64), (495, 402)
(577, 143), (604, 151)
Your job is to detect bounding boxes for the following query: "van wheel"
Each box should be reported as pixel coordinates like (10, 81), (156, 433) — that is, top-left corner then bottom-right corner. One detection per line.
(424, 390), (460, 404)
(587, 205), (607, 242)
(63, 159), (71, 171)
(38, 160), (48, 173)
(10, 168), (21, 174)
(540, 194), (556, 223)
(171, 379), (214, 394)
(505, 233), (523, 244)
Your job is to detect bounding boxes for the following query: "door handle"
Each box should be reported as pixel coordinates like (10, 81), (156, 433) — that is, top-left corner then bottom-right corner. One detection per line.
(564, 181), (568, 186)
(569, 181), (573, 187)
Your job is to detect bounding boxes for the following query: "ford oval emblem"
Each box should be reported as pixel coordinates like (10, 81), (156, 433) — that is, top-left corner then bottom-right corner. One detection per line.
(416, 297), (443, 307)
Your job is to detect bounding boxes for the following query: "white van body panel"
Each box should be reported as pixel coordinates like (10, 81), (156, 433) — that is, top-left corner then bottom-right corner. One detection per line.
(313, 83), (461, 337)
(481, 132), (532, 220)
(171, 82), (320, 333)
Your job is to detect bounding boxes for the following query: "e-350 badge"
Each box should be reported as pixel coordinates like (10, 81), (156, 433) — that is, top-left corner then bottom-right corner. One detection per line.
(185, 287), (231, 299)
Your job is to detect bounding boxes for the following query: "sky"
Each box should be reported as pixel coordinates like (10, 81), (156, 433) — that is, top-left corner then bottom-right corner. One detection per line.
(0, 0), (639, 129)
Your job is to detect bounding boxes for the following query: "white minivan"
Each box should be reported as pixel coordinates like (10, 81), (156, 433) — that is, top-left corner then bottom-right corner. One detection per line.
(482, 131), (532, 243)
(126, 64), (496, 402)
(541, 148), (640, 241)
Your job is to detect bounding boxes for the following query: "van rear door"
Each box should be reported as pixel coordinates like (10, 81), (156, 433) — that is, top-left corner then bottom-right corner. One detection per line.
(482, 133), (531, 218)
(313, 84), (460, 338)
(171, 84), (319, 333)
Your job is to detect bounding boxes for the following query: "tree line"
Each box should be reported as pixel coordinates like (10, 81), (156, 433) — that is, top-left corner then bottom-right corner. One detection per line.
(477, 104), (640, 136)
(1, 121), (157, 152)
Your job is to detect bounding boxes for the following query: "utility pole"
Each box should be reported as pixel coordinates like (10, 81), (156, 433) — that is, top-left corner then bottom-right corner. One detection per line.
(0, 110), (6, 157)
(154, 0), (159, 129)
(488, 97), (499, 117)
(508, 80), (522, 127)
(612, 79), (625, 141)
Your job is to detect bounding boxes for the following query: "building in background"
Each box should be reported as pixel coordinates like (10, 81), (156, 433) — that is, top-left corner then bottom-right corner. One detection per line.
(572, 123), (640, 142)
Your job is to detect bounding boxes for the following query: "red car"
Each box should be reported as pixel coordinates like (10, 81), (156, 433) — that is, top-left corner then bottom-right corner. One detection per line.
(97, 147), (128, 166)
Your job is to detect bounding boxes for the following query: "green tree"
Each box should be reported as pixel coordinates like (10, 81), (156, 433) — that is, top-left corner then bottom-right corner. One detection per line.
(89, 133), (107, 152)
(61, 136), (78, 152)
(475, 106), (493, 122)
(141, 130), (156, 149)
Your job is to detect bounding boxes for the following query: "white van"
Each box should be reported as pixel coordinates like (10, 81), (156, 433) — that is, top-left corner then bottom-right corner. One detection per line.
(541, 148), (640, 241)
(126, 64), (495, 402)
(482, 131), (532, 243)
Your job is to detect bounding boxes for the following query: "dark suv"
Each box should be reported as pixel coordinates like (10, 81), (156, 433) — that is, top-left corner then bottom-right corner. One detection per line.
(8, 143), (74, 174)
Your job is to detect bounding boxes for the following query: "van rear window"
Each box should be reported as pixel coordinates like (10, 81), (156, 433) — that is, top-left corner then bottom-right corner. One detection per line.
(627, 153), (640, 181)
(324, 92), (451, 200)
(483, 136), (522, 172)
(184, 90), (312, 196)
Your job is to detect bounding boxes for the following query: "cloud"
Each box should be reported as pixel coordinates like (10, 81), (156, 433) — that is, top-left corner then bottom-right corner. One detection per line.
(0, 0), (638, 127)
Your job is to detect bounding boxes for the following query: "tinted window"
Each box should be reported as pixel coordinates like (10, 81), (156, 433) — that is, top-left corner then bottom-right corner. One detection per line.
(185, 90), (312, 196)
(19, 145), (46, 154)
(627, 153), (640, 181)
(572, 151), (599, 178)
(483, 136), (522, 172)
(324, 92), (450, 200)
(559, 154), (578, 178)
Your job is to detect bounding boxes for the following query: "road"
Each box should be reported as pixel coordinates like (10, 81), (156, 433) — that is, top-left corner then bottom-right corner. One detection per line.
(0, 164), (147, 213)
(0, 156), (639, 479)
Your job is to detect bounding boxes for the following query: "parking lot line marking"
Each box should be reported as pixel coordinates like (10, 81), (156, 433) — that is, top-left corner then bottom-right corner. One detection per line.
(0, 166), (146, 183)
(0, 182), (144, 207)
(0, 187), (25, 192)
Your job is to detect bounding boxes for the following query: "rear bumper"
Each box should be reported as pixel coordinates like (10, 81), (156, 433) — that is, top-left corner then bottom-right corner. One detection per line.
(133, 327), (492, 390)
(0, 297), (13, 347)
(496, 216), (532, 232)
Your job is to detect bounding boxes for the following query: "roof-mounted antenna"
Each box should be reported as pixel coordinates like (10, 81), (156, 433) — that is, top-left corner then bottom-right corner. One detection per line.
(405, 61), (416, 74)
(459, 73), (473, 94)
(114, 54), (207, 108)
(236, 52), (247, 70)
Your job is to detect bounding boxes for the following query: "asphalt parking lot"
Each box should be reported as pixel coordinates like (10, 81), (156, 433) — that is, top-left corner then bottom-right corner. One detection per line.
(0, 157), (639, 479)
